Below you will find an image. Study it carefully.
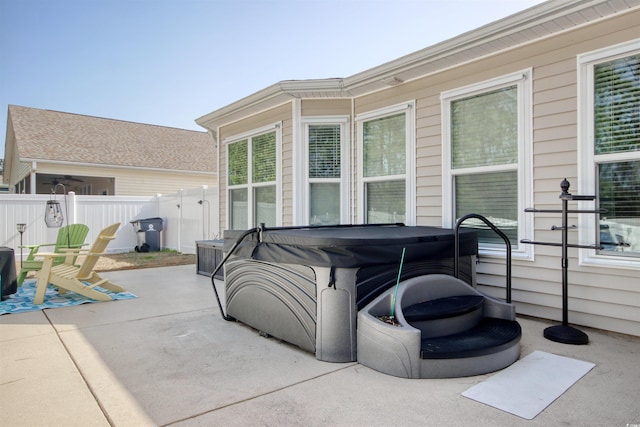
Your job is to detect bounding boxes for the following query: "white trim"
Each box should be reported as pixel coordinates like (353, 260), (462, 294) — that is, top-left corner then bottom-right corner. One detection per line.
(577, 38), (640, 270)
(299, 116), (351, 225)
(578, 38), (640, 65)
(450, 163), (518, 176)
(292, 99), (302, 225)
(214, 127), (221, 227)
(440, 71), (528, 101)
(441, 68), (533, 259)
(275, 123), (283, 227)
(356, 100), (416, 226)
(355, 101), (414, 122)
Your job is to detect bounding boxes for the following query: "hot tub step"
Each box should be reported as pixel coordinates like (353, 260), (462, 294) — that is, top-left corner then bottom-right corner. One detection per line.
(420, 317), (521, 359)
(404, 294), (485, 338)
(404, 295), (484, 322)
(357, 274), (520, 378)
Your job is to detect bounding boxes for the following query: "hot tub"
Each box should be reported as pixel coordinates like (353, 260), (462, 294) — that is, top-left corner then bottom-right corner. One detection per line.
(222, 224), (478, 362)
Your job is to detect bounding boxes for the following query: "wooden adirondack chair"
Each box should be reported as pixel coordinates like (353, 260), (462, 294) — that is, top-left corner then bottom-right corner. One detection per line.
(17, 224), (90, 286)
(33, 223), (126, 304)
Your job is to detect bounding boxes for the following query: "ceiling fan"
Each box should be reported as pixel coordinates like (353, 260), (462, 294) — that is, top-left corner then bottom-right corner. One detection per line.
(42, 175), (85, 186)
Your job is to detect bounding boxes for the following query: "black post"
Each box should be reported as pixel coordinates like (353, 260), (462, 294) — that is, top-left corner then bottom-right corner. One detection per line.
(561, 183), (569, 326)
(16, 223), (26, 269)
(543, 179), (589, 345)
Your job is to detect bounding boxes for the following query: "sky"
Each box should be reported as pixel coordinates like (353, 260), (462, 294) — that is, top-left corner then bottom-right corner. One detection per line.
(0, 0), (548, 159)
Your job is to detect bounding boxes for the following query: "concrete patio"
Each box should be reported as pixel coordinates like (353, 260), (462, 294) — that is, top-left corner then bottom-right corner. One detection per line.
(1, 265), (638, 426)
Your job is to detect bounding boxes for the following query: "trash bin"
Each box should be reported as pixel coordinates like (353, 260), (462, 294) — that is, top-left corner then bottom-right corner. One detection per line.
(130, 217), (163, 252)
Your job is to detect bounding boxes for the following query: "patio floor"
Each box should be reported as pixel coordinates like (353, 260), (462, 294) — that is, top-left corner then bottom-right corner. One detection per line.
(1, 265), (639, 426)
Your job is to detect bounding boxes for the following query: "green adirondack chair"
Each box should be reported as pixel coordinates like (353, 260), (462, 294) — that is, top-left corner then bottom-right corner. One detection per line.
(17, 223), (90, 286)
(33, 223), (124, 304)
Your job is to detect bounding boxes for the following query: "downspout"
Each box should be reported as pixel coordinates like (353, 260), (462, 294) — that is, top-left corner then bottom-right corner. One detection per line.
(214, 127), (223, 231)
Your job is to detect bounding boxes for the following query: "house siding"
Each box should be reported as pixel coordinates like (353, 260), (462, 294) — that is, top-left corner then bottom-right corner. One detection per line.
(201, 3), (640, 336)
(301, 99), (351, 117)
(413, 9), (640, 336)
(14, 160), (30, 190)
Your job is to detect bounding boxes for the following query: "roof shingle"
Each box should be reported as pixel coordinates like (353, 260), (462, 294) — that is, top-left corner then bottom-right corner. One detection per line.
(9, 105), (215, 172)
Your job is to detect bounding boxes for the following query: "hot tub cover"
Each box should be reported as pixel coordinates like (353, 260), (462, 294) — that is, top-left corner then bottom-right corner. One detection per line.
(224, 224), (477, 268)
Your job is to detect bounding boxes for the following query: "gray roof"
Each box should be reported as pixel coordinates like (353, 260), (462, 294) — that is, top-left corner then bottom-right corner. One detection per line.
(9, 105), (214, 173)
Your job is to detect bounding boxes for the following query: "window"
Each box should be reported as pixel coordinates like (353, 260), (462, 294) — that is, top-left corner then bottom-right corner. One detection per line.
(578, 40), (640, 267)
(442, 70), (532, 256)
(226, 124), (281, 229)
(357, 102), (416, 225)
(301, 117), (350, 225)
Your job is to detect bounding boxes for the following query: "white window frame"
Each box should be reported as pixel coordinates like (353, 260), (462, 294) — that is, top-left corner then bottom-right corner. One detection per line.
(299, 116), (351, 225)
(356, 101), (416, 226)
(224, 122), (282, 229)
(577, 39), (640, 270)
(441, 69), (533, 259)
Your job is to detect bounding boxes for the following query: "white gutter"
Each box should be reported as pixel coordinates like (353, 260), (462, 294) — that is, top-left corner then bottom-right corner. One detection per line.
(195, 0), (639, 128)
(343, 0), (599, 91)
(195, 79), (349, 130)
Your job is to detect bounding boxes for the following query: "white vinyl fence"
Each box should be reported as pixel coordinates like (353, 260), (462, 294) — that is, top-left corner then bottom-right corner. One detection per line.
(0, 186), (219, 262)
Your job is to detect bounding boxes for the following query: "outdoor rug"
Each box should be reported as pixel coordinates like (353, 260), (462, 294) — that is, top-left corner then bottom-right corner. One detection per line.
(462, 350), (595, 419)
(0, 280), (137, 315)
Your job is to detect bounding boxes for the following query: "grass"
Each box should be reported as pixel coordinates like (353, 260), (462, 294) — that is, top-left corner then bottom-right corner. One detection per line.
(95, 249), (196, 271)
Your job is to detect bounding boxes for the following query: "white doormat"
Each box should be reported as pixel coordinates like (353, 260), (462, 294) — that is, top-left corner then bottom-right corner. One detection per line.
(462, 350), (595, 419)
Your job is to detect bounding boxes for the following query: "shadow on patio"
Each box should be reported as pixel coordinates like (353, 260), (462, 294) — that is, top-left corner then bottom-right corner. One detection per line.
(1, 265), (639, 426)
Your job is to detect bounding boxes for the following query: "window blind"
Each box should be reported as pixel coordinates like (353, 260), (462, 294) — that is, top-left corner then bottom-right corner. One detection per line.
(252, 131), (276, 183)
(363, 113), (406, 177)
(594, 54), (639, 155)
(451, 86), (518, 169)
(228, 140), (248, 185)
(309, 125), (341, 178)
(366, 180), (406, 223)
(455, 172), (518, 245)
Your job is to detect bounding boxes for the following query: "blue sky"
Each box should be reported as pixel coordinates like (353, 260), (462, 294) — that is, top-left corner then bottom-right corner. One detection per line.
(1, 0), (546, 159)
